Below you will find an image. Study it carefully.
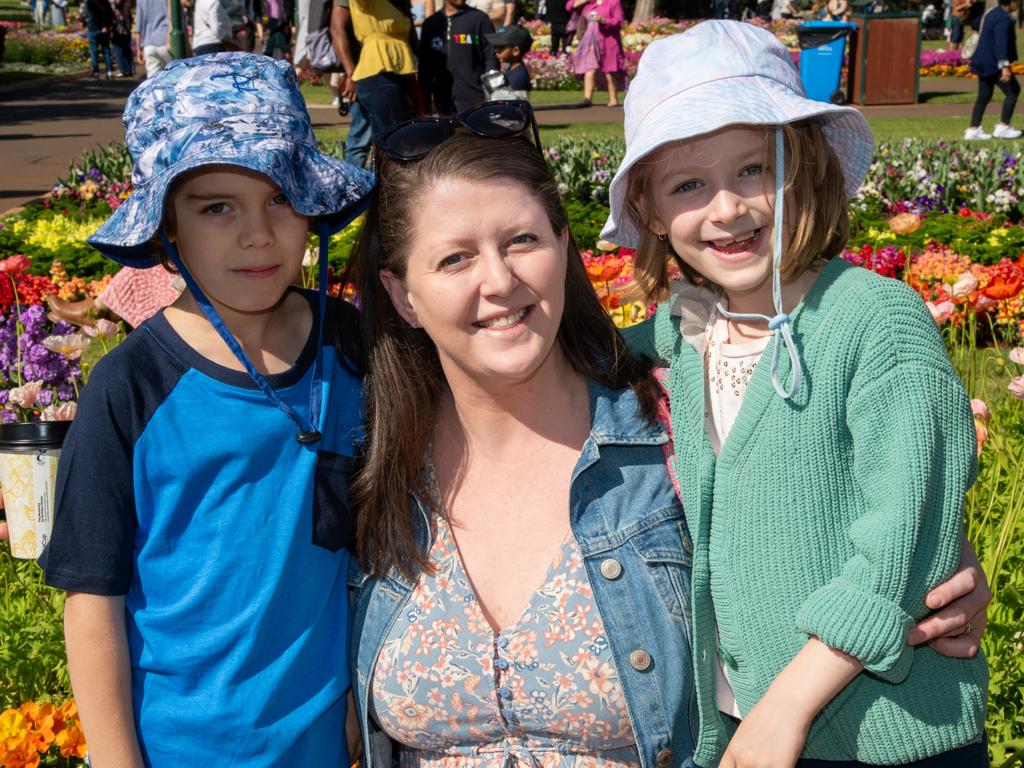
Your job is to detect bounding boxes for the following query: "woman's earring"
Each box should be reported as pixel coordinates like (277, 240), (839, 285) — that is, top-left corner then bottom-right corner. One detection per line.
(657, 233), (667, 242)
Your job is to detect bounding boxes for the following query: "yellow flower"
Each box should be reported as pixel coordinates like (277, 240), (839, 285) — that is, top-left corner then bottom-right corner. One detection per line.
(0, 708), (31, 750)
(18, 217), (106, 253)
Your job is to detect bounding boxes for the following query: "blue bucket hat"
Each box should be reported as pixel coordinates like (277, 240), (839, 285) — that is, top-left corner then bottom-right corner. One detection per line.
(89, 53), (376, 444)
(88, 52), (375, 267)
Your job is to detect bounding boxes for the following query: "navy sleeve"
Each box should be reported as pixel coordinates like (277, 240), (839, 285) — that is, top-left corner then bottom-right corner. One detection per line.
(40, 327), (186, 595)
(505, 65), (530, 91)
(994, 11), (1010, 62)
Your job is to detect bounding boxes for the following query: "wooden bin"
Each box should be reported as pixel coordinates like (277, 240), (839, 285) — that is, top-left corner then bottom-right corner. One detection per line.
(847, 12), (922, 105)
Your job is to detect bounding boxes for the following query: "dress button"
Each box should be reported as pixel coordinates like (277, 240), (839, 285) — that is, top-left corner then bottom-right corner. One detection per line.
(495, 658), (509, 670)
(655, 747), (674, 767)
(498, 686), (512, 699)
(600, 558), (623, 580)
(629, 649), (652, 671)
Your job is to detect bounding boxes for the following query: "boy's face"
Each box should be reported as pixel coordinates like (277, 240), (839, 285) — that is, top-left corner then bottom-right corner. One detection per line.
(167, 166), (309, 317)
(495, 44), (519, 63)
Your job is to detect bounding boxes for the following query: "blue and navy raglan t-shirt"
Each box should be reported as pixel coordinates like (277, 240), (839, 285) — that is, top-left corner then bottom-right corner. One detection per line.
(41, 290), (362, 768)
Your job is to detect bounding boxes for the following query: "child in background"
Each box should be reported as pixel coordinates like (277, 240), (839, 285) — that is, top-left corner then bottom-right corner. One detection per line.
(484, 22), (532, 98)
(604, 21), (988, 768)
(419, 0), (497, 112)
(39, 53), (374, 768)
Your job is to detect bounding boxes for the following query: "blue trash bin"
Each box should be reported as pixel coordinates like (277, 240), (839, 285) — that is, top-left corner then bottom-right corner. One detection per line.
(798, 21), (857, 104)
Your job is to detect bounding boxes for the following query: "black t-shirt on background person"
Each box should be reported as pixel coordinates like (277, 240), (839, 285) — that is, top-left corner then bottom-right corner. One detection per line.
(419, 6), (498, 113)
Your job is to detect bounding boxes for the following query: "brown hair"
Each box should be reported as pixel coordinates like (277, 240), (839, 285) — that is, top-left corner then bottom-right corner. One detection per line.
(350, 132), (660, 580)
(626, 120), (850, 303)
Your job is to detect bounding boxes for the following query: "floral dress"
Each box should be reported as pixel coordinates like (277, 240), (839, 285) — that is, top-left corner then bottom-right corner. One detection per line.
(371, 509), (641, 768)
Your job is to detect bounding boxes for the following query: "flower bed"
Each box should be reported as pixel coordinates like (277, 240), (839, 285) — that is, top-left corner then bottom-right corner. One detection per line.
(1, 26), (88, 67)
(0, 138), (1023, 765)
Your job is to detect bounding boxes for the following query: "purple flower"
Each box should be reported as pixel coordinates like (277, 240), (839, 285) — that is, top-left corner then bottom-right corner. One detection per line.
(36, 388), (54, 406)
(57, 383), (75, 401)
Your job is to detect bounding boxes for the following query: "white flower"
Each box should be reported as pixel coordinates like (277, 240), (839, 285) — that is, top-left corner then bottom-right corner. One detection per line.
(1009, 346), (1024, 365)
(950, 272), (979, 298)
(41, 402), (77, 421)
(8, 381), (44, 409)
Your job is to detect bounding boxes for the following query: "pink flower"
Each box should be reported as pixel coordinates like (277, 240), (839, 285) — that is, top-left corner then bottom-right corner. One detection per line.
(974, 294), (998, 310)
(8, 381), (43, 408)
(42, 334), (89, 360)
(970, 399), (990, 423)
(1010, 346), (1024, 366)
(1009, 375), (1024, 400)
(926, 300), (955, 324)
(83, 319), (121, 338)
(41, 402), (77, 421)
(0, 254), (31, 274)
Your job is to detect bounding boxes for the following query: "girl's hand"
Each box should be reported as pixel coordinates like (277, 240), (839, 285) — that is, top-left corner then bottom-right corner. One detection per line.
(908, 535), (989, 657)
(720, 693), (809, 768)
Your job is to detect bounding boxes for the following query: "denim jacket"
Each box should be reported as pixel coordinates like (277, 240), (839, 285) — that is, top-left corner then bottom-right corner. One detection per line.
(348, 380), (699, 768)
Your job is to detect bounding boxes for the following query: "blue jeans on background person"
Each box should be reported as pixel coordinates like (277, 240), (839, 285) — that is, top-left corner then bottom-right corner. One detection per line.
(354, 72), (412, 143)
(88, 31), (113, 77)
(112, 33), (133, 75)
(344, 101), (373, 170)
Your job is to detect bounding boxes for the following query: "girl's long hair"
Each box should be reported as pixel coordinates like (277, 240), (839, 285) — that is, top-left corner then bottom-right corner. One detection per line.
(350, 133), (659, 580)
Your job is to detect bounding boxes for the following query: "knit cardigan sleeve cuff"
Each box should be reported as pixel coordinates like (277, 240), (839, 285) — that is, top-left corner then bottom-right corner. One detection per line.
(796, 584), (914, 683)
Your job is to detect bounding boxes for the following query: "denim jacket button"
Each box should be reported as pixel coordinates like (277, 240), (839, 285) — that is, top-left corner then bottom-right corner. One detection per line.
(655, 747), (674, 767)
(682, 535), (693, 556)
(629, 649), (652, 671)
(600, 558), (623, 580)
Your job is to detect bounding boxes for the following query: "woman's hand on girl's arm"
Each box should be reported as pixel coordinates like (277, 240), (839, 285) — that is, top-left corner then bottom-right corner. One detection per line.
(64, 593), (145, 768)
(907, 534), (989, 657)
(720, 638), (862, 768)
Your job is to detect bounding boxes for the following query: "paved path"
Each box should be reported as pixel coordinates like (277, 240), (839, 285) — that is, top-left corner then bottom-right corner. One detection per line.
(0, 70), (988, 214)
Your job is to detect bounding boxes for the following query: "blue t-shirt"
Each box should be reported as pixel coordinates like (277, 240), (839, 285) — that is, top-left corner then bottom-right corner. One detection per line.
(41, 291), (362, 768)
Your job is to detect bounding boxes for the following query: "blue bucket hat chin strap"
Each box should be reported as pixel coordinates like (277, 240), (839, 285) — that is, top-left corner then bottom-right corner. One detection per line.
(715, 129), (803, 400)
(159, 225), (331, 444)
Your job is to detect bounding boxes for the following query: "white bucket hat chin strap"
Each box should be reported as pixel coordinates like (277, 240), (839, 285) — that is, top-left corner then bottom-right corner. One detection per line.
(714, 129), (802, 400)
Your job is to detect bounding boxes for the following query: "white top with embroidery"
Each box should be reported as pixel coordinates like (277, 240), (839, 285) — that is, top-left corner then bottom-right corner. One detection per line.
(703, 304), (770, 719)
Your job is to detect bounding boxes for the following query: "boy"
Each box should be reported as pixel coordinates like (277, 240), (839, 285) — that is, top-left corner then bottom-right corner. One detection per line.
(484, 23), (532, 98)
(419, 0), (498, 112)
(39, 53), (374, 768)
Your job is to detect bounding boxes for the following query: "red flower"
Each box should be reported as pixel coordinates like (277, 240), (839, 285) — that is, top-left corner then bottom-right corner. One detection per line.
(0, 255), (31, 274)
(982, 260), (1024, 301)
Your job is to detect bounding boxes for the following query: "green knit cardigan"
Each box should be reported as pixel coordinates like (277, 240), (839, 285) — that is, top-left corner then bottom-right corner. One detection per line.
(624, 258), (988, 766)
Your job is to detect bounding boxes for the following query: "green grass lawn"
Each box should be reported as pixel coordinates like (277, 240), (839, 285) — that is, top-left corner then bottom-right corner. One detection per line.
(315, 115), (1017, 150)
(921, 29), (1024, 52)
(315, 121), (626, 147)
(302, 82), (623, 107)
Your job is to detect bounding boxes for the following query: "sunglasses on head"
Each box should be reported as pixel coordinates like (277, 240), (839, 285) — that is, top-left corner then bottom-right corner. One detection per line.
(375, 100), (542, 162)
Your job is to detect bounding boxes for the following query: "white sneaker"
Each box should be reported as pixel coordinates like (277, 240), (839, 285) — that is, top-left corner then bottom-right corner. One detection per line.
(331, 96), (340, 108)
(994, 123), (1022, 138)
(965, 126), (993, 140)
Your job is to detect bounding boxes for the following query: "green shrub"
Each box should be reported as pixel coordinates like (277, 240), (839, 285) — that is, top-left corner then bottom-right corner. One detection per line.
(0, 553), (70, 710)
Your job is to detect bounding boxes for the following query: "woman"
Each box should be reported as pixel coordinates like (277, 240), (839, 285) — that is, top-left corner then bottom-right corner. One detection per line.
(348, 0), (418, 140)
(346, 103), (992, 768)
(567, 0), (625, 106)
(965, 0), (1021, 139)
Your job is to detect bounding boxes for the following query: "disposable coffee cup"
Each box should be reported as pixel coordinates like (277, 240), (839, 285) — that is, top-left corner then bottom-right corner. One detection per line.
(0, 421), (71, 559)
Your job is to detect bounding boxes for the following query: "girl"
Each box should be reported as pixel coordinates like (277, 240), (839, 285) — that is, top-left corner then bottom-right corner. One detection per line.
(602, 21), (988, 768)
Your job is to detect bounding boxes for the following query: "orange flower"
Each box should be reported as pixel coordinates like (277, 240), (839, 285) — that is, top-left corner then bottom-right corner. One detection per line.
(982, 261), (1024, 300)
(54, 722), (88, 759)
(889, 213), (922, 234)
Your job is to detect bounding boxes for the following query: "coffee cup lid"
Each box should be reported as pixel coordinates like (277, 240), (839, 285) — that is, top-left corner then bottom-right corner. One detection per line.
(0, 421), (71, 449)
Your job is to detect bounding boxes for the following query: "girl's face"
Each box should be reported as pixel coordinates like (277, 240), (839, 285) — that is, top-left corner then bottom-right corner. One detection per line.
(644, 127), (787, 309)
(380, 176), (569, 391)
(168, 166), (309, 316)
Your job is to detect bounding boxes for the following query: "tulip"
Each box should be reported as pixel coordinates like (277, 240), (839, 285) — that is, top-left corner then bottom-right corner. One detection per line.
(1009, 375), (1024, 400)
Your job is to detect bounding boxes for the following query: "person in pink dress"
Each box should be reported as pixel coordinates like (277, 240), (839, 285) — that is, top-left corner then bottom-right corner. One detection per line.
(567, 0), (625, 105)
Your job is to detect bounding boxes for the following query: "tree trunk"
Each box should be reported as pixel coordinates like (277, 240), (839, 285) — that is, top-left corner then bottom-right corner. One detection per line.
(632, 0), (655, 22)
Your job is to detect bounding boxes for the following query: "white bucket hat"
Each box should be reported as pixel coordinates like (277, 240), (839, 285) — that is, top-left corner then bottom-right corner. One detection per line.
(602, 21), (873, 400)
(601, 19), (873, 248)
